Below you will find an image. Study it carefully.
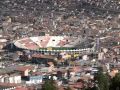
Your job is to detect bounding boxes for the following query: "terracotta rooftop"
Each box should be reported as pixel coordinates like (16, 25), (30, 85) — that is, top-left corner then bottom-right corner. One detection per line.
(16, 66), (33, 71)
(0, 82), (20, 87)
(15, 86), (34, 90)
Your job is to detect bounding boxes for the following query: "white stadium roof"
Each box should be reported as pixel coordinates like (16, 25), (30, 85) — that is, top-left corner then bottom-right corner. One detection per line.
(14, 35), (81, 51)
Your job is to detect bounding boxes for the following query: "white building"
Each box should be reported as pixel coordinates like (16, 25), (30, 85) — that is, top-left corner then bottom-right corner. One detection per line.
(0, 74), (21, 84)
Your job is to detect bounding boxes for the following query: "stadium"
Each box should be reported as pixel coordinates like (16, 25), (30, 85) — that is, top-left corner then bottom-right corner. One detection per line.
(13, 34), (95, 64)
(14, 34), (85, 53)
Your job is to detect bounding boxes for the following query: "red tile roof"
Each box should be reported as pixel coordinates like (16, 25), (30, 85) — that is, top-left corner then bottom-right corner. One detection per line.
(16, 66), (33, 71)
(16, 86), (35, 90)
(0, 82), (19, 87)
(15, 87), (28, 90)
(73, 82), (84, 89)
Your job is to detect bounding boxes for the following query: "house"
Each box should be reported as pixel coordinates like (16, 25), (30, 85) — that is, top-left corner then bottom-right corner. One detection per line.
(25, 75), (43, 85)
(15, 66), (34, 76)
(0, 68), (21, 84)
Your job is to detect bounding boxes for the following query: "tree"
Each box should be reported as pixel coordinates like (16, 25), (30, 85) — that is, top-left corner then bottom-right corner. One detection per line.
(64, 86), (72, 90)
(94, 71), (109, 90)
(41, 76), (57, 90)
(84, 87), (98, 90)
(110, 72), (120, 90)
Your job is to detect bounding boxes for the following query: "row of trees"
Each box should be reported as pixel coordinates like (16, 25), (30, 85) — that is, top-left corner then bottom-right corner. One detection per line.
(41, 75), (72, 90)
(85, 70), (120, 90)
(41, 71), (120, 90)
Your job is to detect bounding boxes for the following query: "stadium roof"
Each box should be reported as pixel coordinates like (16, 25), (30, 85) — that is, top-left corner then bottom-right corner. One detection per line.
(14, 35), (81, 51)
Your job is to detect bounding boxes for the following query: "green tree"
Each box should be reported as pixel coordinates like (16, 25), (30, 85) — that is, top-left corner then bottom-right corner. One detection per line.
(84, 87), (98, 90)
(95, 71), (109, 90)
(41, 76), (57, 90)
(110, 72), (120, 90)
(64, 86), (72, 90)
